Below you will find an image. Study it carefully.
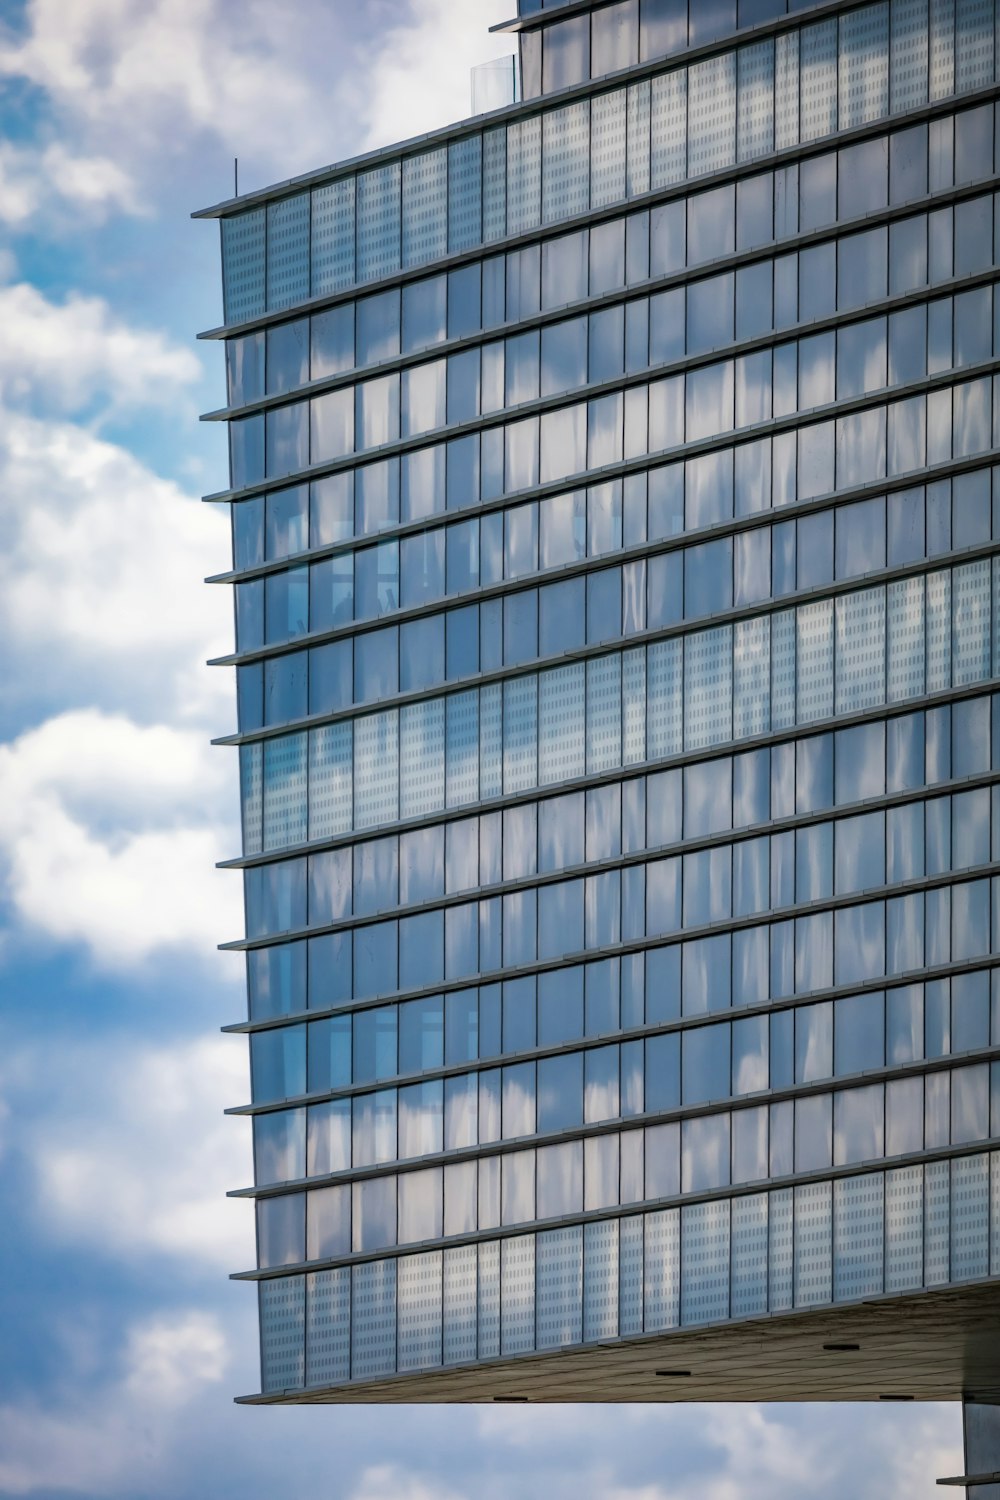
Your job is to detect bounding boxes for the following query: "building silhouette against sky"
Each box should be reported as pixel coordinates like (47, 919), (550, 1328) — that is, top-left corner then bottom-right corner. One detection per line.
(197, 0), (1000, 1469)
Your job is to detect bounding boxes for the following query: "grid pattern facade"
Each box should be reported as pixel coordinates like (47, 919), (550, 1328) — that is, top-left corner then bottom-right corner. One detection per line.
(206, 0), (1000, 1398)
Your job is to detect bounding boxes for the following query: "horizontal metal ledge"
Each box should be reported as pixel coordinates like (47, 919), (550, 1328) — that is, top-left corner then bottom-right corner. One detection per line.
(211, 533), (1000, 742)
(230, 1050), (1000, 1204)
(194, 85), (1000, 341)
(218, 858), (1000, 1008)
(203, 351), (1000, 519)
(228, 1135), (1000, 1280)
(492, 0), (849, 36)
(220, 767), (1000, 964)
(216, 680), (1000, 878)
(202, 186), (1000, 430)
(938, 1473), (1000, 1486)
(213, 515), (1000, 723)
(225, 926), (1000, 1043)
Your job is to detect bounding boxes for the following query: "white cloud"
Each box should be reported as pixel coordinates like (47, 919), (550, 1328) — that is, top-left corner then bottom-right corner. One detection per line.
(0, 405), (230, 724)
(360, 0), (517, 153)
(0, 1310), (230, 1496)
(350, 1469), (471, 1500)
(0, 138), (142, 226)
(0, 709), (241, 966)
(0, 281), (200, 413)
(3, 1029), (251, 1268)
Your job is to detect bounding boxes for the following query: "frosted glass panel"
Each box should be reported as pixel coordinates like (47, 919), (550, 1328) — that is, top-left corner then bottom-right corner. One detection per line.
(839, 4), (890, 130)
(260, 1275), (305, 1393)
(483, 127), (507, 243)
(926, 569), (952, 692)
(504, 676), (538, 793)
(448, 136), (483, 255)
(681, 1199), (730, 1325)
(684, 625), (733, 750)
(891, 0), (930, 112)
(536, 1226), (583, 1350)
(501, 1234), (536, 1354)
(644, 1208), (680, 1330)
(446, 691), (480, 809)
(647, 639), (683, 758)
(951, 1152), (989, 1280)
(738, 40), (775, 164)
(689, 53), (736, 178)
(833, 1173), (884, 1300)
(836, 587), (886, 714)
(794, 1180), (832, 1307)
(887, 576), (926, 703)
(443, 1244), (478, 1365)
(264, 733), (308, 850)
(508, 117), (542, 236)
(222, 207), (265, 325)
(267, 193), (310, 311)
(731, 1192), (768, 1317)
(929, 0), (956, 99)
(354, 711), (399, 829)
(800, 20), (838, 142)
(587, 654), (623, 775)
(543, 101), (591, 225)
(306, 1268), (350, 1388)
(311, 179), (356, 297)
(356, 163), (401, 284)
(796, 600), (834, 723)
(592, 88), (628, 210)
(241, 741), (263, 856)
(398, 1251), (443, 1371)
(400, 699), (445, 819)
(402, 149), (447, 270)
(539, 664), (587, 785)
(584, 1218), (619, 1341)
(309, 723), (353, 840)
(953, 558), (991, 685)
(627, 80), (652, 197)
(955, 0), (995, 92)
(774, 31), (800, 152)
(351, 1259), (396, 1379)
(734, 616), (771, 739)
(650, 69), (688, 189)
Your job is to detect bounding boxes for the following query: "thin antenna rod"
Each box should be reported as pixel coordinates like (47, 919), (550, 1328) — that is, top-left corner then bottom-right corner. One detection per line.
(234, 157), (239, 197)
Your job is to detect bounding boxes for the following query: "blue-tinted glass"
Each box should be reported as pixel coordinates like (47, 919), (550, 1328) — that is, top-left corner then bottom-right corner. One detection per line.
(684, 538), (733, 617)
(834, 991), (885, 1075)
(311, 304), (354, 379)
(353, 1005), (397, 1083)
(401, 614), (444, 692)
(645, 1032), (680, 1111)
(445, 989), (479, 1065)
(402, 275), (446, 353)
(307, 1012), (351, 1092)
(446, 604), (479, 679)
(682, 1024), (730, 1105)
(687, 273), (734, 354)
(541, 318), (588, 397)
(448, 264), (481, 339)
(503, 977), (537, 1054)
(251, 1025), (306, 1101)
(537, 1052), (583, 1133)
(354, 627), (398, 701)
(356, 289), (401, 365)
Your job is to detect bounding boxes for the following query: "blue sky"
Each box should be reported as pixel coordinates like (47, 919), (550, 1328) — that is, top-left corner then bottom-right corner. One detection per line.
(0, 1), (966, 1494)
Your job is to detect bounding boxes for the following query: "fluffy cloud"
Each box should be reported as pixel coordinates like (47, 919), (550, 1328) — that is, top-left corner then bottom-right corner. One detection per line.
(3, 1028), (250, 1267)
(0, 1310), (230, 1495)
(0, 709), (241, 965)
(0, 281), (200, 412)
(0, 405), (230, 724)
(0, 138), (141, 226)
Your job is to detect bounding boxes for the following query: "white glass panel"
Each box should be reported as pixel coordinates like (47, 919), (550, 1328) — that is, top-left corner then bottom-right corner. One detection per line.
(478, 1240), (501, 1359)
(539, 663), (586, 785)
(592, 88), (627, 209)
(951, 1152), (990, 1279)
(955, 0), (995, 92)
(309, 723), (352, 841)
(619, 1212), (644, 1335)
(448, 136), (483, 256)
(793, 1180), (832, 1307)
(924, 1157), (951, 1285)
(929, 0), (956, 100)
(446, 691), (479, 809)
(222, 207), (265, 325)
(650, 68), (687, 188)
(587, 654), (623, 774)
(886, 1164), (924, 1292)
(774, 30), (800, 152)
(583, 1218), (619, 1342)
(643, 1208), (680, 1330)
(443, 1243), (478, 1365)
(627, 79), (651, 197)
(737, 39), (775, 163)
(536, 1226), (583, 1350)
(681, 1199), (730, 1326)
(483, 127), (507, 243)
(397, 1250), (443, 1372)
(543, 101), (591, 225)
(400, 699), (445, 819)
(354, 711), (399, 829)
(953, 558), (991, 685)
(734, 615), (771, 739)
(772, 609), (796, 731)
(356, 164), (401, 284)
(836, 586), (886, 715)
(926, 569), (952, 692)
(839, 4), (890, 129)
(796, 599), (834, 723)
(402, 148), (447, 270)
(264, 733), (308, 850)
(623, 647), (647, 764)
(685, 625), (733, 750)
(833, 1172), (884, 1301)
(891, 0), (930, 112)
(306, 1268), (350, 1387)
(768, 1186), (794, 1311)
(887, 575), (926, 703)
(647, 638), (683, 758)
(351, 1258), (396, 1379)
(480, 683), (503, 800)
(800, 19), (839, 142)
(311, 179), (355, 298)
(731, 1192), (768, 1317)
(507, 116), (542, 236)
(260, 1275), (305, 1393)
(991, 1152), (1000, 1276)
(689, 52), (736, 178)
(501, 1234), (535, 1354)
(241, 741), (263, 856)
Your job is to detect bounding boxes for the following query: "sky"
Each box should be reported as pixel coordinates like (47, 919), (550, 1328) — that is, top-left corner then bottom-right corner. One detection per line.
(0, 1), (969, 1495)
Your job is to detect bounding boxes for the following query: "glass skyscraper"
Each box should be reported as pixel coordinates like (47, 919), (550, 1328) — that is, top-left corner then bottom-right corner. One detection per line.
(198, 0), (1000, 1424)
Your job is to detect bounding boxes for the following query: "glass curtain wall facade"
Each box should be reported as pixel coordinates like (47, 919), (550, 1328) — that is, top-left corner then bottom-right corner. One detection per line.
(199, 0), (1000, 1400)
